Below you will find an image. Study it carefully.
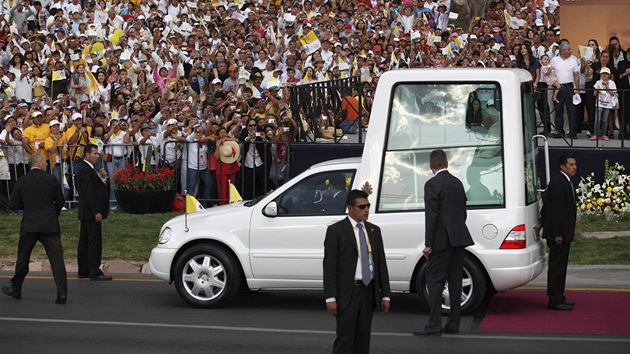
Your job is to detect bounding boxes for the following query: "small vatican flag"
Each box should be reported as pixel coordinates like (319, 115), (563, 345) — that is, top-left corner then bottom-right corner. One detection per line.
(185, 194), (205, 214)
(229, 181), (242, 204)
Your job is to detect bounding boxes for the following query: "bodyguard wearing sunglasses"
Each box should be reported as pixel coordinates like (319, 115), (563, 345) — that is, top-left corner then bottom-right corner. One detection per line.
(323, 189), (391, 353)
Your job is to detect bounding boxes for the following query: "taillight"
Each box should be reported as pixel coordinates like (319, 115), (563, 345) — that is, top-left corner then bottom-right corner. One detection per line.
(499, 224), (526, 249)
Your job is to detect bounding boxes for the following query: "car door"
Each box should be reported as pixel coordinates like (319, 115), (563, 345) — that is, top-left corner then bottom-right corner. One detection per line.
(249, 169), (356, 285)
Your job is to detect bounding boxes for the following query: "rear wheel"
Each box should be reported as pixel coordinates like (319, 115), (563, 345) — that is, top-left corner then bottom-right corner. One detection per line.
(174, 244), (241, 308)
(416, 254), (487, 315)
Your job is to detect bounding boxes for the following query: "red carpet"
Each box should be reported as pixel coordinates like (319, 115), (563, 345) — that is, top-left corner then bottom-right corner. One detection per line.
(480, 290), (630, 334)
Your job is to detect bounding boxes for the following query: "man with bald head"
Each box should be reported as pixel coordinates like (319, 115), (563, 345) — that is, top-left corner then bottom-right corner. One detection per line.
(3, 153), (67, 304)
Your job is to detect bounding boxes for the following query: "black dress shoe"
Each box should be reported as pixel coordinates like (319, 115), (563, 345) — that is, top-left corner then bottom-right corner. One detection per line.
(548, 303), (573, 311)
(90, 275), (113, 281)
(443, 327), (459, 334)
(77, 274), (89, 279)
(564, 300), (575, 306)
(413, 329), (442, 337)
(55, 295), (67, 304)
(570, 134), (578, 139)
(2, 284), (21, 300)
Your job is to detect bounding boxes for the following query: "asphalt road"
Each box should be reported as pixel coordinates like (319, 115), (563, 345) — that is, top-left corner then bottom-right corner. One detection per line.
(1, 274), (629, 353)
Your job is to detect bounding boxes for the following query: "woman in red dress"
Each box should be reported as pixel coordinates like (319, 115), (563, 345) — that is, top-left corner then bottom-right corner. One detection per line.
(213, 127), (240, 205)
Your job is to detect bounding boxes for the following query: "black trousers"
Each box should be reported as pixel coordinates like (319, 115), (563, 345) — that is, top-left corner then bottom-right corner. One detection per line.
(242, 165), (267, 200)
(77, 219), (104, 278)
(555, 85), (577, 137)
(424, 246), (466, 331)
(547, 239), (571, 305)
(585, 86), (597, 135)
(12, 231), (67, 296)
(333, 281), (374, 354)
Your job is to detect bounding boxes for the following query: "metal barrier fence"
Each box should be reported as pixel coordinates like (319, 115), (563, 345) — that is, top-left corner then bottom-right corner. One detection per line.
(536, 86), (630, 148)
(162, 139), (291, 206)
(2, 139), (291, 209)
(288, 76), (367, 143)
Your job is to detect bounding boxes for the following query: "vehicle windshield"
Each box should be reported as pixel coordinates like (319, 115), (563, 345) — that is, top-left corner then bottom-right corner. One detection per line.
(378, 82), (505, 211)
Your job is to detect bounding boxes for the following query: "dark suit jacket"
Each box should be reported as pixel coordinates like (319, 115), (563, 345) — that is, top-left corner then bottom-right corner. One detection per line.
(542, 173), (576, 243)
(9, 168), (65, 233)
(323, 217), (391, 312)
(77, 160), (110, 221)
(617, 61), (630, 90)
(424, 170), (474, 251)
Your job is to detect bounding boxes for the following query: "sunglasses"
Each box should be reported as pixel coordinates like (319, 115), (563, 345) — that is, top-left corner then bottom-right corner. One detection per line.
(352, 203), (371, 210)
(248, 124), (257, 127)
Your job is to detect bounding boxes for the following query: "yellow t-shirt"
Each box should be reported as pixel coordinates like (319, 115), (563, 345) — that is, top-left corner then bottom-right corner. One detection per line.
(44, 135), (68, 168)
(22, 123), (51, 160)
(64, 125), (93, 159)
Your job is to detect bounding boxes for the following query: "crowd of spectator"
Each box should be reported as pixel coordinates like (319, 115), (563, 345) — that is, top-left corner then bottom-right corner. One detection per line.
(0, 0), (628, 207)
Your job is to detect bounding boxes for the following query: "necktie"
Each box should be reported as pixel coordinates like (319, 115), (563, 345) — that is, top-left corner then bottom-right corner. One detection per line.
(357, 223), (371, 286)
(569, 180), (575, 203)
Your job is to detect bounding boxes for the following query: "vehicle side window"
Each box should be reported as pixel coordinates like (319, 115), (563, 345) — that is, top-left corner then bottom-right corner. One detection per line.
(276, 170), (355, 216)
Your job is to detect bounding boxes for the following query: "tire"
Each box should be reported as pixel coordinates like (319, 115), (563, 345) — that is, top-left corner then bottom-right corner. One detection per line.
(174, 244), (241, 308)
(415, 254), (487, 316)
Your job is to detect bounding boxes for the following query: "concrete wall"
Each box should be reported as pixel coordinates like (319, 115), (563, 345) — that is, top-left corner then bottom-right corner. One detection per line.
(560, 0), (630, 51)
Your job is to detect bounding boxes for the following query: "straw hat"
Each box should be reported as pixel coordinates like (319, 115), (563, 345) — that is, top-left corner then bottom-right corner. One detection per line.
(219, 141), (240, 164)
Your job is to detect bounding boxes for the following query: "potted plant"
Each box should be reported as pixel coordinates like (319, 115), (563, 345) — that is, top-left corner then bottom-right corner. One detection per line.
(112, 164), (176, 214)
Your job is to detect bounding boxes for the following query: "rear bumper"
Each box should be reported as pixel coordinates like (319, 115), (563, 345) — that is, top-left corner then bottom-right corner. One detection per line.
(476, 239), (546, 291)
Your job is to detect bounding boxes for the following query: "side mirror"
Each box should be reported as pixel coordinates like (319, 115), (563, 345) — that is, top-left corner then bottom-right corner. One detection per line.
(263, 201), (278, 217)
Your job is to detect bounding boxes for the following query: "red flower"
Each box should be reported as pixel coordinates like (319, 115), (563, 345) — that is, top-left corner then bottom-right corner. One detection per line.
(113, 165), (175, 190)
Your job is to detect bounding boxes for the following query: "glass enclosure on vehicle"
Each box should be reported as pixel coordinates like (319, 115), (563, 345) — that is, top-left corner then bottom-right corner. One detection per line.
(378, 81), (539, 212)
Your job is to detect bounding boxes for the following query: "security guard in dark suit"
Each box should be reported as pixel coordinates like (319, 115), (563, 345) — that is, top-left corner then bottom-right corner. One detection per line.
(323, 189), (391, 353)
(543, 154), (578, 311)
(416, 149), (474, 336)
(77, 144), (112, 281)
(2, 153), (67, 304)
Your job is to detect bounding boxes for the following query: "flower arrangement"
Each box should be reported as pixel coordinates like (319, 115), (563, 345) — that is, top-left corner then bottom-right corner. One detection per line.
(113, 164), (175, 191)
(577, 160), (630, 216)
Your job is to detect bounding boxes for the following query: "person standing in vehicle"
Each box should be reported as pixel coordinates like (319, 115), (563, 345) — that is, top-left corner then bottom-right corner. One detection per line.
(323, 189), (391, 353)
(543, 154), (577, 311)
(415, 149), (474, 336)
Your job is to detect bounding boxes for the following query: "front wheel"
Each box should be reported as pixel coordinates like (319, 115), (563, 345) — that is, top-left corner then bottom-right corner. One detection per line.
(416, 254), (487, 315)
(174, 244), (241, 308)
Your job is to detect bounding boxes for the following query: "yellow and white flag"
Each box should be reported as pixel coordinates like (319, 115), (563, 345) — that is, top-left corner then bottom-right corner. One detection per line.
(300, 30), (321, 55)
(52, 70), (66, 81)
(186, 194), (205, 213)
(229, 181), (242, 204)
(85, 69), (99, 94)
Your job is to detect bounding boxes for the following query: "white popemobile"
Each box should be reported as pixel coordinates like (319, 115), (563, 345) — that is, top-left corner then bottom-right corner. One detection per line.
(150, 69), (548, 314)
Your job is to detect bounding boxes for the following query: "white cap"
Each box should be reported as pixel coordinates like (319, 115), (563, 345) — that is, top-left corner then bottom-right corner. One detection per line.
(49, 119), (61, 126)
(72, 112), (83, 120)
(212, 78), (222, 84)
(167, 118), (178, 125)
(31, 111), (43, 117)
